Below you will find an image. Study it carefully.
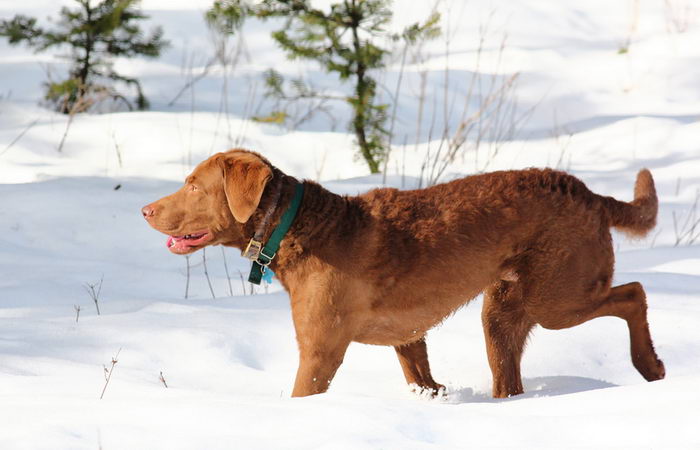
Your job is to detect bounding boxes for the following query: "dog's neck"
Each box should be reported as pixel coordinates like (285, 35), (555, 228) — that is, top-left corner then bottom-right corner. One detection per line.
(277, 179), (367, 271)
(234, 169), (367, 279)
(251, 174), (283, 242)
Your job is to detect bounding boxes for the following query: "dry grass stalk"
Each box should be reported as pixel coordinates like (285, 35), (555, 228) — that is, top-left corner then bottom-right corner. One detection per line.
(83, 276), (103, 316)
(673, 188), (700, 246)
(100, 348), (121, 400)
(202, 247), (216, 299)
(159, 371), (168, 388)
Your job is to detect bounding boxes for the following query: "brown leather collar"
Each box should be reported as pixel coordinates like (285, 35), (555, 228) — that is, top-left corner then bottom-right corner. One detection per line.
(254, 174), (283, 242)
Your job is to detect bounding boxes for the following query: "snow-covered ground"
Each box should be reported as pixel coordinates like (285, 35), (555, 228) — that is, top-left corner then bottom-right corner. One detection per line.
(1, 0), (699, 448)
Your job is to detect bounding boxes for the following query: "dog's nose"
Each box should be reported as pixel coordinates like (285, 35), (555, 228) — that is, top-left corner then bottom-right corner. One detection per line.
(141, 205), (155, 219)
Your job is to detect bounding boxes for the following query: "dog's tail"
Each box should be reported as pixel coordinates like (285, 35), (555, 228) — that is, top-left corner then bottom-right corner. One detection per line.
(599, 169), (658, 237)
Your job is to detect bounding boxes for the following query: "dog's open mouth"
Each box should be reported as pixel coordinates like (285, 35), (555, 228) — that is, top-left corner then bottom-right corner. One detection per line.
(166, 231), (211, 254)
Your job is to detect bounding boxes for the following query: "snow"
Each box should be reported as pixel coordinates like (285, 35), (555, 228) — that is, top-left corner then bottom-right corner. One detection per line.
(1, 0), (699, 448)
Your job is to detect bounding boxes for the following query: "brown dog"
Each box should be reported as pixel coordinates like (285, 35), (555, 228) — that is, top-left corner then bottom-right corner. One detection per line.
(142, 149), (665, 398)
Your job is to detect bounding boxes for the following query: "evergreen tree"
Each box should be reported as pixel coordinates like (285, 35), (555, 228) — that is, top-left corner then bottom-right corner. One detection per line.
(206, 0), (247, 35)
(253, 0), (439, 173)
(0, 0), (168, 113)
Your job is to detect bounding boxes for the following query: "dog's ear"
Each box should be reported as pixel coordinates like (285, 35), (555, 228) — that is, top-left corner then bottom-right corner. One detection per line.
(219, 153), (273, 223)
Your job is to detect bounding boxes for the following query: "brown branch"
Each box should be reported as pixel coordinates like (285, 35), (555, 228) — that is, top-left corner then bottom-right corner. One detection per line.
(202, 247), (216, 299)
(0, 118), (39, 157)
(159, 371), (168, 388)
(99, 348), (121, 400)
(167, 55), (217, 106)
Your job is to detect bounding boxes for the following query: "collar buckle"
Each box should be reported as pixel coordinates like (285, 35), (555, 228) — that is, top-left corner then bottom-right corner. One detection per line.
(257, 249), (276, 266)
(247, 182), (305, 285)
(243, 238), (263, 261)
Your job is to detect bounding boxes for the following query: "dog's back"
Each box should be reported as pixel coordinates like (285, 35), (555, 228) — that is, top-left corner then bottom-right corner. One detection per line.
(351, 168), (659, 343)
(143, 149), (664, 398)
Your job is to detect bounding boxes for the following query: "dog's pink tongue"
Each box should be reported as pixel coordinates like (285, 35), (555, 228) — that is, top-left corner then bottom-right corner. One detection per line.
(166, 235), (185, 249)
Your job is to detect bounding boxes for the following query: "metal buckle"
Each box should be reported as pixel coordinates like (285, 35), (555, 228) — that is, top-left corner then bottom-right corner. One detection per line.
(257, 249), (276, 266)
(243, 238), (263, 261)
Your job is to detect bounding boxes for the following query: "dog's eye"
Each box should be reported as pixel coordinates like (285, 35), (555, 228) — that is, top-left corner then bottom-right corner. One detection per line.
(189, 184), (198, 192)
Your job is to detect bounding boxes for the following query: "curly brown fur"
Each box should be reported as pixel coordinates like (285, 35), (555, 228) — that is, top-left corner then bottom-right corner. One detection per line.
(142, 149), (665, 398)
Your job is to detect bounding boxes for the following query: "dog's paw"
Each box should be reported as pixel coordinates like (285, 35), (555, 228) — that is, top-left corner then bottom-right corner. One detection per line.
(645, 358), (665, 381)
(635, 354), (665, 381)
(411, 383), (447, 399)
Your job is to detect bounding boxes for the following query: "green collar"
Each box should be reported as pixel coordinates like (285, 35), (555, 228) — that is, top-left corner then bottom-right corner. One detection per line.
(246, 182), (304, 285)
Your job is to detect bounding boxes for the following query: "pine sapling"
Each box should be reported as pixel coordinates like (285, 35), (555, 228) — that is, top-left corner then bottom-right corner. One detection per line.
(253, 0), (440, 174)
(0, 0), (168, 113)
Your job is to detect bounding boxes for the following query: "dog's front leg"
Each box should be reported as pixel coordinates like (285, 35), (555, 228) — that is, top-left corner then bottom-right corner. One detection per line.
(291, 340), (350, 397)
(289, 288), (351, 397)
(395, 338), (445, 396)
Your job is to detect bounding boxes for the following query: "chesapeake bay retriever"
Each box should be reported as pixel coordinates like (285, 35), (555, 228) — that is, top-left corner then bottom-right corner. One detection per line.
(142, 149), (665, 398)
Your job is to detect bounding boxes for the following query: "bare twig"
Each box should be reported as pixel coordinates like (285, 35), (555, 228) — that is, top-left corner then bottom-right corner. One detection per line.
(83, 276), (103, 315)
(74, 305), (81, 323)
(208, 29), (248, 153)
(111, 130), (123, 169)
(234, 79), (259, 148)
(255, 72), (339, 132)
(619, 0), (640, 54)
(400, 134), (408, 188)
(221, 246), (233, 296)
(57, 88), (108, 153)
(159, 371), (168, 388)
(410, 21), (432, 178)
(0, 118), (39, 157)
(168, 55), (218, 107)
(57, 113), (76, 153)
(188, 53), (196, 169)
(314, 149), (328, 182)
(551, 111), (574, 170)
(649, 227), (663, 249)
(100, 348), (121, 400)
(237, 269), (247, 296)
(421, 20), (533, 186)
(665, 0), (695, 34)
(382, 39), (410, 183)
(418, 93), (439, 189)
(673, 188), (700, 246)
(202, 248), (216, 299)
(184, 255), (191, 299)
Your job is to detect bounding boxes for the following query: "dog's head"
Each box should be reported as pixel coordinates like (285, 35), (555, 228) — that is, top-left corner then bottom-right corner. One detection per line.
(142, 149), (273, 254)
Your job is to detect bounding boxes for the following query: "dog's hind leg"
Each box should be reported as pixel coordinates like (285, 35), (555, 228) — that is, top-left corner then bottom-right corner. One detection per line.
(482, 280), (535, 398)
(607, 282), (665, 381)
(536, 282), (665, 382)
(595, 282), (665, 381)
(394, 338), (445, 396)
